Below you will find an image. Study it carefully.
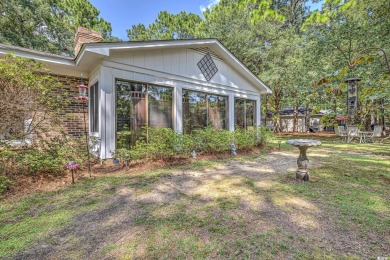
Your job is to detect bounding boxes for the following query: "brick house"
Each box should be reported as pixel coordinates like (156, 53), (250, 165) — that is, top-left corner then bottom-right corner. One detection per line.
(0, 27), (272, 159)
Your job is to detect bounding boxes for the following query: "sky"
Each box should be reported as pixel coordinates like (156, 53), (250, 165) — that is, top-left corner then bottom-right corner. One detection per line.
(89, 0), (322, 40)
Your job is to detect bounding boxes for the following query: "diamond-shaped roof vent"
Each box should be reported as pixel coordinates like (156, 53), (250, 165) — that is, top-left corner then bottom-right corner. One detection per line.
(197, 53), (218, 81)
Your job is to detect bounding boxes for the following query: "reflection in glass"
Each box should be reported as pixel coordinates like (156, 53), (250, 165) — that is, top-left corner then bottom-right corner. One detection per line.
(235, 99), (256, 130)
(116, 80), (173, 149)
(148, 85), (173, 128)
(89, 82), (99, 133)
(183, 90), (228, 134)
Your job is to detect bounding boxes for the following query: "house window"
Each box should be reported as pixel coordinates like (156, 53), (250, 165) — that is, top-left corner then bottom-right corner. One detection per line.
(116, 80), (173, 149)
(182, 90), (228, 134)
(235, 99), (256, 130)
(89, 82), (99, 133)
(148, 85), (173, 128)
(0, 119), (33, 145)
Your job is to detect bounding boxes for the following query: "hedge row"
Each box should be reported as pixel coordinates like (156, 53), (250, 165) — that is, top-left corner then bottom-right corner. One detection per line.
(114, 126), (273, 160)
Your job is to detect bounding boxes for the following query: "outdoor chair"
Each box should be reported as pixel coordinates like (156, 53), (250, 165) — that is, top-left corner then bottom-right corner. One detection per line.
(335, 126), (348, 142)
(381, 131), (390, 143)
(366, 125), (383, 143)
(347, 126), (359, 143)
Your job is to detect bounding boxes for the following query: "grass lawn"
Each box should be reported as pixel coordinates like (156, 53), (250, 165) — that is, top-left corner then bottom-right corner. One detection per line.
(1, 136), (389, 259)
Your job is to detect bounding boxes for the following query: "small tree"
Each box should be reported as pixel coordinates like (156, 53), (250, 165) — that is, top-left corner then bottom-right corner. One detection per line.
(0, 54), (67, 142)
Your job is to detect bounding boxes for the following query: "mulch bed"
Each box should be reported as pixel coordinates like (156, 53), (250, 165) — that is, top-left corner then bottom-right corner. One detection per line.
(2, 147), (267, 201)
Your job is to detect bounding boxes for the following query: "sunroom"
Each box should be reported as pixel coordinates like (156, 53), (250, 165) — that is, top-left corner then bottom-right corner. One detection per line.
(84, 39), (271, 159)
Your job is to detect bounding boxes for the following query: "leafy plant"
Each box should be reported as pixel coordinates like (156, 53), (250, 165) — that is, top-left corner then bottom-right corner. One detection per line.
(0, 135), (89, 176)
(114, 127), (273, 161)
(0, 176), (12, 197)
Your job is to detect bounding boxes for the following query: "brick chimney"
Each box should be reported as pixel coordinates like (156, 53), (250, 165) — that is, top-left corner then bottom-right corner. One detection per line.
(74, 26), (102, 56)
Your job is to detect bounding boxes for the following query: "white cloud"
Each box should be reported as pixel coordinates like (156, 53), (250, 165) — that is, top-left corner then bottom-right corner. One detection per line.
(200, 0), (221, 12)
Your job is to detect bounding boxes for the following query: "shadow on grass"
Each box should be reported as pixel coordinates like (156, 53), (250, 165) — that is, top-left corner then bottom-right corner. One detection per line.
(1, 138), (389, 259)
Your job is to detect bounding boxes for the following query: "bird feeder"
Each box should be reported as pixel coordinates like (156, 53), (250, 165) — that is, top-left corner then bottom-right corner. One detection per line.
(75, 79), (91, 178)
(76, 83), (89, 101)
(344, 78), (361, 125)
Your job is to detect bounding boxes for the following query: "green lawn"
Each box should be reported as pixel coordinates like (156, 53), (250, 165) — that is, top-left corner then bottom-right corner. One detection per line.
(1, 136), (389, 259)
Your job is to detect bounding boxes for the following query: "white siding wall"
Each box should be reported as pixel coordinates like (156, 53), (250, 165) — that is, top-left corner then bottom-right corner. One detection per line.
(95, 47), (262, 159)
(108, 48), (261, 95)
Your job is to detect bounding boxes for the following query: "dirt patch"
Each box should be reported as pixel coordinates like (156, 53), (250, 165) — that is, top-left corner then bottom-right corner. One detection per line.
(277, 132), (336, 137)
(2, 148), (266, 201)
(2, 173), (69, 201)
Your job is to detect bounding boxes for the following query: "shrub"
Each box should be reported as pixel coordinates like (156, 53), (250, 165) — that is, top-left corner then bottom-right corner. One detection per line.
(258, 126), (274, 146)
(114, 127), (273, 161)
(0, 176), (12, 197)
(0, 54), (67, 142)
(0, 134), (89, 176)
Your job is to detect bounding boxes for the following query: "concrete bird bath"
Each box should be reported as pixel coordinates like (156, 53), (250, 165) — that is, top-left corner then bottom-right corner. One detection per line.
(286, 139), (321, 181)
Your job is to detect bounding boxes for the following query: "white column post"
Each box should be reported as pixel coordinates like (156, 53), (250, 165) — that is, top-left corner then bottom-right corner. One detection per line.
(99, 67), (106, 159)
(256, 95), (261, 127)
(100, 66), (116, 159)
(175, 85), (183, 132)
(229, 92), (235, 131)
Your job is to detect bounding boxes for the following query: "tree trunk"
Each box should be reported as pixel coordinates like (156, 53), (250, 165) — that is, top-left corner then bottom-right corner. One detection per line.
(275, 116), (281, 133)
(305, 104), (310, 133)
(333, 97), (338, 130)
(272, 85), (282, 133)
(264, 95), (268, 127)
(293, 105), (298, 132)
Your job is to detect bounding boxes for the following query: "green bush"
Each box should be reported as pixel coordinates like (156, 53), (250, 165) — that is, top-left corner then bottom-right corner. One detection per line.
(258, 126), (274, 146)
(0, 176), (12, 197)
(0, 135), (89, 176)
(114, 126), (273, 161)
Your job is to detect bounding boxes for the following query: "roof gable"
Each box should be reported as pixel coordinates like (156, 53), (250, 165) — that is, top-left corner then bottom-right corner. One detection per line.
(78, 39), (272, 94)
(0, 39), (272, 94)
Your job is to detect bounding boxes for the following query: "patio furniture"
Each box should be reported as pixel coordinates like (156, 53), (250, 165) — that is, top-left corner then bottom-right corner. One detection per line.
(381, 132), (390, 143)
(366, 125), (383, 143)
(347, 126), (360, 143)
(286, 139), (321, 181)
(359, 131), (373, 143)
(335, 126), (348, 142)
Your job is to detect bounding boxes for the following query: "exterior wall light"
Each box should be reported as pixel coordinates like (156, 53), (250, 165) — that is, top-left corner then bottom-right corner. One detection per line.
(113, 158), (120, 165)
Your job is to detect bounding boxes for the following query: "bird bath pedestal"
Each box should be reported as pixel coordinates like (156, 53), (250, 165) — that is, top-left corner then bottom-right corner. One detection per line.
(286, 139), (321, 181)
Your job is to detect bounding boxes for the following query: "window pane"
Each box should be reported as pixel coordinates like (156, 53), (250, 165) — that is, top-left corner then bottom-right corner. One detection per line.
(234, 99), (245, 129)
(208, 95), (227, 129)
(116, 80), (147, 149)
(235, 99), (256, 130)
(148, 85), (173, 128)
(89, 82), (99, 133)
(246, 100), (256, 130)
(183, 90), (207, 134)
(183, 90), (228, 133)
(116, 80), (173, 149)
